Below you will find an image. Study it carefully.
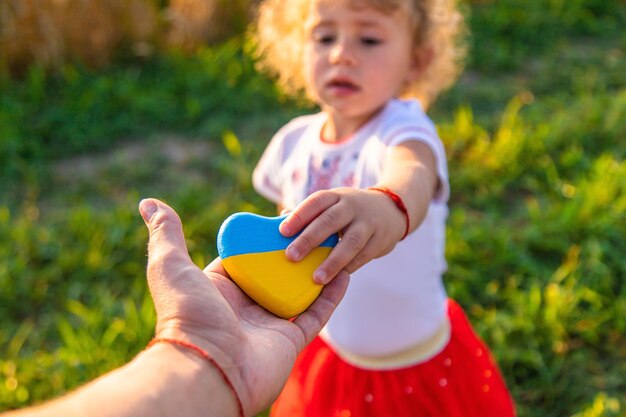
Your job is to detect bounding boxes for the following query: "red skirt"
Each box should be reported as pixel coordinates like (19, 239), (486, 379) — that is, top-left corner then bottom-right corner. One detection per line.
(270, 300), (516, 417)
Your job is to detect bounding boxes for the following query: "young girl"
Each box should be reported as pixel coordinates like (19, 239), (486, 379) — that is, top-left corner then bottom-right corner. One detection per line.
(251, 0), (516, 416)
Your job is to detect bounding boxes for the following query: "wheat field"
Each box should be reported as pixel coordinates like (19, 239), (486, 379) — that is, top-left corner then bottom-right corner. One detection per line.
(0, 0), (254, 75)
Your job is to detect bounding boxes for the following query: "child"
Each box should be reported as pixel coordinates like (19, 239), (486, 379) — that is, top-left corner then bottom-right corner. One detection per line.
(251, 0), (516, 416)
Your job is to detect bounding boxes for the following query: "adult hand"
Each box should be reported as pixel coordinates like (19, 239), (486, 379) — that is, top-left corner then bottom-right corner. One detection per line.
(140, 198), (350, 416)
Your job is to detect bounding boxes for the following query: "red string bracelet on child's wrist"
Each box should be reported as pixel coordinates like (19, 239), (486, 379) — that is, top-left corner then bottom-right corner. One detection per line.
(148, 337), (245, 417)
(367, 186), (410, 240)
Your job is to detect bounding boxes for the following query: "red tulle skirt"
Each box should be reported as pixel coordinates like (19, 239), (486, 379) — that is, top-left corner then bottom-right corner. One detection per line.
(270, 300), (516, 417)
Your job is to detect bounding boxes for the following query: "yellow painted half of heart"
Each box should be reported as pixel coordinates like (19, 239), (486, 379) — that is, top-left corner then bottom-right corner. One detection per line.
(222, 246), (332, 318)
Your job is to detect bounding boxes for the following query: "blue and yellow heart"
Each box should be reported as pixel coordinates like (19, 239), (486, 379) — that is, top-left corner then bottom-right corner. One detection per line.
(217, 212), (339, 318)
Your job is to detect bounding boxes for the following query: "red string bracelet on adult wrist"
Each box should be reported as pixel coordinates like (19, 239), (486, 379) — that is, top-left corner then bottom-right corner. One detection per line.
(367, 186), (410, 240)
(148, 337), (245, 417)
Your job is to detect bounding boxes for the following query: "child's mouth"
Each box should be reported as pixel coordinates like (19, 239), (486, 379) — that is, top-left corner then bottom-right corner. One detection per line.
(327, 78), (360, 94)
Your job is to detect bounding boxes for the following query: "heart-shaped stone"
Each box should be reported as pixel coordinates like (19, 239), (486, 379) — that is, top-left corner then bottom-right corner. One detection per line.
(217, 212), (338, 318)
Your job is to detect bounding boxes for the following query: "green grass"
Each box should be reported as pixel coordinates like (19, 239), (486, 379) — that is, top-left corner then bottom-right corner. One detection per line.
(1, 1), (625, 415)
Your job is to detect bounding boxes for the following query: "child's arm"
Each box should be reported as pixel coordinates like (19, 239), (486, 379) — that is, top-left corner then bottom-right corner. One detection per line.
(279, 141), (438, 284)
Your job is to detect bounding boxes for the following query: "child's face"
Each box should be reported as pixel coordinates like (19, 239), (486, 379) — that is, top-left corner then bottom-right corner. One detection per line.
(303, 0), (419, 124)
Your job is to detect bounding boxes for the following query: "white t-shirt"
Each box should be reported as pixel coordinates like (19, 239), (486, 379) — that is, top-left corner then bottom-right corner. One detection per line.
(253, 99), (450, 356)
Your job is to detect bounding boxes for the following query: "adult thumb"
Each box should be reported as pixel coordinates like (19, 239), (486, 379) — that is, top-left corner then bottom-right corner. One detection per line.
(139, 198), (191, 280)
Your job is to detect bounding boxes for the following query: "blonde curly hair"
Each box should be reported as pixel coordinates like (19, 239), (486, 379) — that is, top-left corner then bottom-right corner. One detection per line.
(252, 0), (467, 107)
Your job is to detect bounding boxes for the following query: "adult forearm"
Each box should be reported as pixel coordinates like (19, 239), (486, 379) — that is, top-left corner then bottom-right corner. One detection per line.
(4, 343), (241, 417)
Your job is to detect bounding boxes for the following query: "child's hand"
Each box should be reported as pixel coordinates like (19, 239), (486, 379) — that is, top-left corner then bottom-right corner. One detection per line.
(279, 187), (407, 284)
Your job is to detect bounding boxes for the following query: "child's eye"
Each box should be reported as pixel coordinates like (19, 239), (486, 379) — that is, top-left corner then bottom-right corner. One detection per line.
(316, 35), (335, 45)
(361, 37), (382, 46)
(311, 30), (336, 45)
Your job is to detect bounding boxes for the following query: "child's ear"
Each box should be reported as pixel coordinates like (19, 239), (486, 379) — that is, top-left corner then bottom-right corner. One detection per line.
(408, 45), (434, 82)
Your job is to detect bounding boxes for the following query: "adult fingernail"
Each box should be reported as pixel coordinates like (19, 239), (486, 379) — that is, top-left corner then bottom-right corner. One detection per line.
(139, 199), (158, 222)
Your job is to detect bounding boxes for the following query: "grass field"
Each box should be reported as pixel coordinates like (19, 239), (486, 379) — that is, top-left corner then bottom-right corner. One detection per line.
(1, 1), (625, 415)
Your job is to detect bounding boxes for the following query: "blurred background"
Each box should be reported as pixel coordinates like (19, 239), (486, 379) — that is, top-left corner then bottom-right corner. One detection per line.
(0, 0), (625, 416)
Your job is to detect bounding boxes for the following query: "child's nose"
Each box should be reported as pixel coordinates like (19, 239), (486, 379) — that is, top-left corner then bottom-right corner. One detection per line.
(329, 41), (356, 65)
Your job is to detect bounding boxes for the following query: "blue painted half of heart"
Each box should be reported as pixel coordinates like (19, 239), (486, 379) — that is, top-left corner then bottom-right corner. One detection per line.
(217, 212), (339, 260)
